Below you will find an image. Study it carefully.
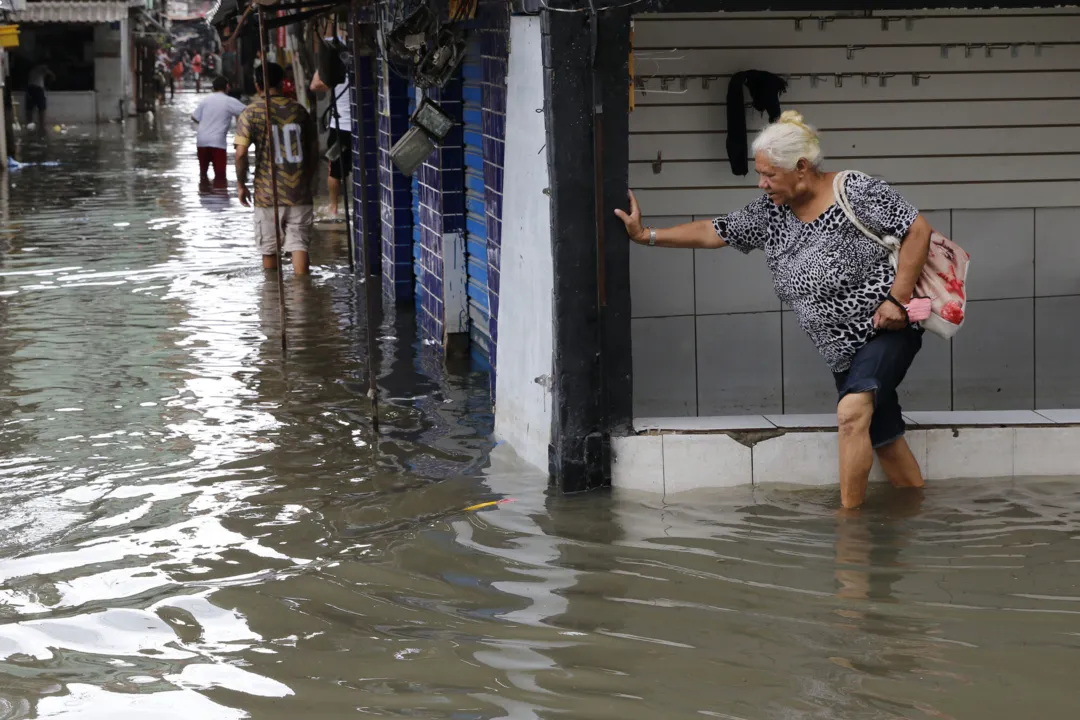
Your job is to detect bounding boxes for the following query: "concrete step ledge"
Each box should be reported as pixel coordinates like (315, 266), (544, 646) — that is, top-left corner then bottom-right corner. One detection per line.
(613, 422), (1080, 495)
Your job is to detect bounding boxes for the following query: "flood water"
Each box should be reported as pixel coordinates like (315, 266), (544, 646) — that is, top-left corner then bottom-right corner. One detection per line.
(1, 96), (1079, 720)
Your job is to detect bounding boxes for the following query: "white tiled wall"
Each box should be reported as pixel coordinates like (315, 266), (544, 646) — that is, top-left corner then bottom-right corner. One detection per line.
(612, 425), (1080, 495)
(631, 207), (1080, 417)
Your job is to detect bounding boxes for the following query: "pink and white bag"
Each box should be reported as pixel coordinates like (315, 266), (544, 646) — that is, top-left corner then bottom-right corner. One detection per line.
(833, 170), (971, 339)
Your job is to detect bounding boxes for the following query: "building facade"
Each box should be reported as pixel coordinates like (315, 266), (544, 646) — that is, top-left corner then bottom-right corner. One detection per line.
(332, 1), (1080, 492)
(6, 0), (169, 124)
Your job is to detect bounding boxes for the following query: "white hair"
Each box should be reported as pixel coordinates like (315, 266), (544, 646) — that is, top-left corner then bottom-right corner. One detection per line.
(751, 110), (823, 170)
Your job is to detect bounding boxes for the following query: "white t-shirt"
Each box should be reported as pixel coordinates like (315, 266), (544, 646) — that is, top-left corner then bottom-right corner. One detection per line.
(330, 78), (352, 131)
(192, 92), (247, 149)
(322, 36), (353, 132)
(28, 65), (49, 88)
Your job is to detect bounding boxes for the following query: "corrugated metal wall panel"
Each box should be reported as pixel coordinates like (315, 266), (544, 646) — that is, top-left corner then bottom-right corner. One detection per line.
(464, 36), (493, 369)
(630, 9), (1080, 214)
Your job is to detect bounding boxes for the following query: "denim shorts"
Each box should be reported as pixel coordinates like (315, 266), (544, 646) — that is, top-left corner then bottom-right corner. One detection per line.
(833, 326), (923, 449)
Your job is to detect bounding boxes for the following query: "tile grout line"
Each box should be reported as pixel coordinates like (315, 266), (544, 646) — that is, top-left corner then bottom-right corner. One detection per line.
(692, 245), (700, 417)
(949, 209), (955, 412)
(660, 434), (667, 498)
(1011, 426), (1017, 477)
(1032, 208), (1038, 409)
(780, 312), (786, 414)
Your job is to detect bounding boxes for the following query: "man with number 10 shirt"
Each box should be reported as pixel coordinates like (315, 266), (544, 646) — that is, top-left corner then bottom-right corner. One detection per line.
(234, 62), (318, 275)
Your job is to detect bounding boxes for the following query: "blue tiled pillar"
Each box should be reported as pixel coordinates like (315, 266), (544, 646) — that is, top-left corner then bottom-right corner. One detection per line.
(351, 55), (380, 275)
(377, 58), (415, 302)
(480, 0), (510, 379)
(415, 76), (465, 346)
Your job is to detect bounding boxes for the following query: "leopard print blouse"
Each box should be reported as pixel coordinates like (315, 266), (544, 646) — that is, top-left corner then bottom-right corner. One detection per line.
(714, 173), (919, 372)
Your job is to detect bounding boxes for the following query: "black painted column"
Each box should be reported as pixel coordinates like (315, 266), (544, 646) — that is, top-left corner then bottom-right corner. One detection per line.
(542, 6), (632, 493)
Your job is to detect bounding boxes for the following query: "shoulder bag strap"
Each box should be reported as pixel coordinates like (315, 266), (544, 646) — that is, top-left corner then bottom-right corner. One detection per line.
(832, 169), (901, 267)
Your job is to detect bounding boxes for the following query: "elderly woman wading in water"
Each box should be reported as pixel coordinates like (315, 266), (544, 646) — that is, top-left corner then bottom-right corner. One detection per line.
(617, 111), (933, 509)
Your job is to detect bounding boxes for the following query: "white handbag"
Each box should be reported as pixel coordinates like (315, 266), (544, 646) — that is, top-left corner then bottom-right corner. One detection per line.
(833, 170), (971, 339)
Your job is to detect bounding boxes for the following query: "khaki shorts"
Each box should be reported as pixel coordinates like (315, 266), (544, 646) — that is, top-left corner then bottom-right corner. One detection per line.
(254, 205), (313, 255)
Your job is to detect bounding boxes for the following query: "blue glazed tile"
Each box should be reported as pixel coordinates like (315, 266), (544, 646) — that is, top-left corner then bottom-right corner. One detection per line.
(482, 136), (497, 163)
(389, 115), (411, 138)
(441, 149), (464, 173)
(419, 205), (436, 231)
(442, 126), (464, 146)
(484, 85), (507, 114)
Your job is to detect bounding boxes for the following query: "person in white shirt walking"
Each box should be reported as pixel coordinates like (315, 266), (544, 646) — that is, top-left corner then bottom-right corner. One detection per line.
(191, 76), (247, 189)
(310, 69), (352, 219)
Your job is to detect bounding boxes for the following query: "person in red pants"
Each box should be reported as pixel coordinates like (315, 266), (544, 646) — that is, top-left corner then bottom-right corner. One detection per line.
(192, 76), (247, 189)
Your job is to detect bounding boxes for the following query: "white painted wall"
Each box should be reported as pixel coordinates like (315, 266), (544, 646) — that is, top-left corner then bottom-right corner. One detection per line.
(43, 92), (97, 124)
(93, 22), (126, 121)
(492, 16), (554, 472)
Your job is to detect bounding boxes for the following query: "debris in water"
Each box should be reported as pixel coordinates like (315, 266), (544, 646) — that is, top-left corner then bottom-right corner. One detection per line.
(463, 499), (515, 512)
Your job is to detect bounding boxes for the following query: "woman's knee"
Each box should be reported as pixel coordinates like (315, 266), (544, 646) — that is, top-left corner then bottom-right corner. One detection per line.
(837, 392), (874, 436)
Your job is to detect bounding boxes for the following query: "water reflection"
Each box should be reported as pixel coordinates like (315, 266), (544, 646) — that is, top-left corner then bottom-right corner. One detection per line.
(1, 97), (1079, 719)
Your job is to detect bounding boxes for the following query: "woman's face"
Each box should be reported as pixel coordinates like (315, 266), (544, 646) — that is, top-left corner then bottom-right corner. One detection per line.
(754, 154), (810, 206)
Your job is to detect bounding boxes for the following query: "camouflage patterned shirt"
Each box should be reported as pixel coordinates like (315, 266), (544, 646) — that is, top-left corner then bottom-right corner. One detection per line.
(235, 95), (316, 208)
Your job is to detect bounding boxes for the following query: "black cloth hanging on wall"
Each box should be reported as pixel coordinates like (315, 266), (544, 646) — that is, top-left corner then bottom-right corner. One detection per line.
(726, 70), (788, 176)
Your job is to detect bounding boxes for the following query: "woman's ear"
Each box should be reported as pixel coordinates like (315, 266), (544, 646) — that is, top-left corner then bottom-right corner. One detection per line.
(795, 158), (808, 174)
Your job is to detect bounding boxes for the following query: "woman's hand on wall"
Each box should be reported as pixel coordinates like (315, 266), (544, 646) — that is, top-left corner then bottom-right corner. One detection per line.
(615, 190), (649, 244)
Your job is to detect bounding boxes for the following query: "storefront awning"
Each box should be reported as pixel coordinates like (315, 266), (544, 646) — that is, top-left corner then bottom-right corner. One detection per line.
(207, 0), (239, 28)
(12, 0), (130, 23)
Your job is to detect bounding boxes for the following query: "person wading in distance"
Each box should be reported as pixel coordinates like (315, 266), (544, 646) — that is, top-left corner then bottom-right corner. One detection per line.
(192, 76), (246, 190)
(234, 62), (319, 275)
(616, 110), (933, 510)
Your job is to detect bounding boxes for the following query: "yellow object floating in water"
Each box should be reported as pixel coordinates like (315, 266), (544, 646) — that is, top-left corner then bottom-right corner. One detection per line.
(464, 499), (514, 512)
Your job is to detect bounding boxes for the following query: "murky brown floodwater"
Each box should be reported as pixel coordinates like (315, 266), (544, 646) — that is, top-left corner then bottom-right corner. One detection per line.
(1, 95), (1079, 720)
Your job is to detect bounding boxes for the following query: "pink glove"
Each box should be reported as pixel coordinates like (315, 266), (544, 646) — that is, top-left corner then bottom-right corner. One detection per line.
(905, 297), (933, 323)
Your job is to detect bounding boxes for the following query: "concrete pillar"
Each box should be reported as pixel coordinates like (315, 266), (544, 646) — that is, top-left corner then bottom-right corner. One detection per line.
(491, 15), (554, 473)
(376, 58), (415, 302)
(540, 7), (632, 491)
(120, 17), (131, 118)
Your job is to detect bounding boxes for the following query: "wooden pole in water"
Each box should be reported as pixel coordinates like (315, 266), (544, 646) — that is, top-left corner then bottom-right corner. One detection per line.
(256, 5), (289, 353)
(351, 1), (380, 434)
